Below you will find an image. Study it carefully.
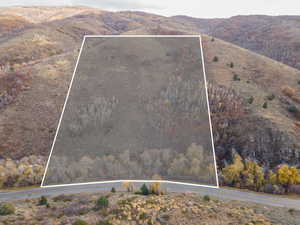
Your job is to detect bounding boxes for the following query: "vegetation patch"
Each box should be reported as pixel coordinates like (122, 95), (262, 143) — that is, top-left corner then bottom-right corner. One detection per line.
(0, 203), (15, 216)
(213, 56), (219, 62)
(38, 196), (48, 206)
(73, 219), (89, 225)
(247, 96), (254, 104)
(53, 194), (73, 202)
(262, 102), (268, 109)
(203, 195), (211, 202)
(222, 154), (300, 193)
(110, 187), (116, 193)
(233, 74), (241, 81)
(267, 94), (275, 101)
(95, 196), (109, 210)
(287, 105), (299, 113)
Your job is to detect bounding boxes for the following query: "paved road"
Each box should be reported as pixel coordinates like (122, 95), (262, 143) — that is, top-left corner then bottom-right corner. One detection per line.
(0, 182), (299, 210)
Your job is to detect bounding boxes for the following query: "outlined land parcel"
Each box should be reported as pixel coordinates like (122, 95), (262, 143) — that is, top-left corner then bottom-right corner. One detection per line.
(42, 35), (218, 187)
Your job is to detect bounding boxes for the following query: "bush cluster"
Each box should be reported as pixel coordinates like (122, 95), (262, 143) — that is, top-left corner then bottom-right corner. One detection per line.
(203, 195), (210, 201)
(134, 183), (165, 196)
(222, 154), (300, 194)
(233, 74), (240, 81)
(247, 96), (254, 104)
(96, 196), (109, 210)
(38, 196), (48, 206)
(111, 187), (116, 193)
(262, 102), (268, 109)
(0, 202), (15, 215)
(287, 105), (299, 113)
(267, 94), (275, 101)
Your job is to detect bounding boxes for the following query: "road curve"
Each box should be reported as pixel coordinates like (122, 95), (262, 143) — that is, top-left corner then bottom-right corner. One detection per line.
(0, 182), (299, 210)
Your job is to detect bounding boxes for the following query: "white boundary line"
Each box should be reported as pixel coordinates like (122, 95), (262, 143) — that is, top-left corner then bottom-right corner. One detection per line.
(40, 36), (87, 187)
(41, 35), (219, 189)
(41, 180), (219, 188)
(199, 36), (219, 188)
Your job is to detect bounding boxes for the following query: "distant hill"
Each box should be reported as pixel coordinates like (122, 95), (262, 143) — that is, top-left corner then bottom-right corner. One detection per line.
(0, 6), (105, 23)
(172, 15), (300, 70)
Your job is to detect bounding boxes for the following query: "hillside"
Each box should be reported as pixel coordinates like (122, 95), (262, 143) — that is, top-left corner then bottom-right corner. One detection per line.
(173, 15), (300, 70)
(0, 189), (299, 225)
(0, 6), (105, 23)
(0, 14), (30, 34)
(0, 6), (299, 191)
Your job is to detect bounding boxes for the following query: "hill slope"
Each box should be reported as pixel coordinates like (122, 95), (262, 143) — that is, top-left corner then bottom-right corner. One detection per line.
(0, 7), (299, 189)
(173, 15), (300, 70)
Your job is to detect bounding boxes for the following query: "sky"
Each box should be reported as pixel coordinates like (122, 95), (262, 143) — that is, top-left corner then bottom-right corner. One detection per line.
(0, 0), (299, 18)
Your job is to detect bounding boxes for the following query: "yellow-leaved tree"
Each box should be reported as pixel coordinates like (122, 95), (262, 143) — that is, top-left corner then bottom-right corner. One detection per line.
(242, 161), (265, 191)
(276, 164), (300, 192)
(222, 154), (244, 187)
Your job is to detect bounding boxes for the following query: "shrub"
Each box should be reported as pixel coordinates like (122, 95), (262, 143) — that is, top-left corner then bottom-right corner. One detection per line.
(140, 183), (150, 195)
(98, 220), (112, 225)
(211, 38), (215, 42)
(233, 74), (240, 81)
(282, 86), (295, 97)
(262, 102), (268, 109)
(230, 62), (234, 68)
(247, 96), (254, 104)
(73, 219), (88, 225)
(288, 208), (295, 214)
(297, 80), (300, 85)
(139, 212), (148, 220)
(222, 154), (244, 186)
(0, 202), (15, 215)
(287, 105), (299, 113)
(242, 161), (265, 191)
(149, 182), (161, 195)
(96, 196), (109, 209)
(53, 194), (72, 202)
(267, 94), (275, 101)
(203, 195), (210, 201)
(111, 187), (116, 193)
(122, 181), (134, 192)
(213, 56), (219, 62)
(38, 196), (48, 206)
(276, 164), (300, 193)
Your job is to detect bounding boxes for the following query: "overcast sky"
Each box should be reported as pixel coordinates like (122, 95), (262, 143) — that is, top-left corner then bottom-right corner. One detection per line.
(0, 0), (299, 18)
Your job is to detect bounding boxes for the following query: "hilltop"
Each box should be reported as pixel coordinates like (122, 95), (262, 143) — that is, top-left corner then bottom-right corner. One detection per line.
(0, 6), (105, 23)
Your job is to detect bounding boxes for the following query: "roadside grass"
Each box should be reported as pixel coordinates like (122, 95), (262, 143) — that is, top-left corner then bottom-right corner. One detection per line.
(0, 185), (40, 193)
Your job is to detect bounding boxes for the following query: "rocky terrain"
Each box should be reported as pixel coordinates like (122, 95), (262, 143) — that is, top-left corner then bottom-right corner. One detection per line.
(0, 6), (299, 191)
(0, 186), (299, 225)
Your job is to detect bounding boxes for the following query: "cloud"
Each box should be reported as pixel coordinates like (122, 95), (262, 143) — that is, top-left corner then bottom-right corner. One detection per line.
(71, 0), (164, 10)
